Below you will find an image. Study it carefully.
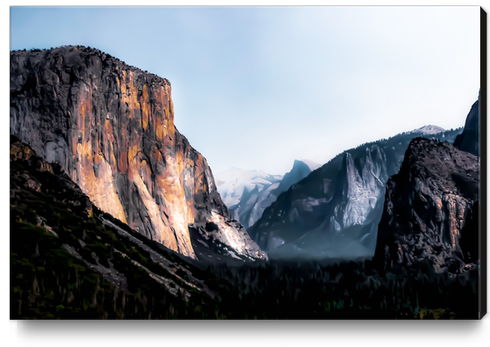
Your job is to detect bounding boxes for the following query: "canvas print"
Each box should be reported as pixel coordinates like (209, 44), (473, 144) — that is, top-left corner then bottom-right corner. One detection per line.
(9, 6), (486, 319)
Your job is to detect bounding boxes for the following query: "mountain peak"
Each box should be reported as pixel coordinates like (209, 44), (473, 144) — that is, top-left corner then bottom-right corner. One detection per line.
(296, 159), (321, 171)
(291, 159), (310, 171)
(412, 125), (445, 135)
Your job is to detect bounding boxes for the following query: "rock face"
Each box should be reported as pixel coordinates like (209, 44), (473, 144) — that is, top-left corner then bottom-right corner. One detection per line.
(10, 46), (266, 261)
(454, 96), (480, 156)
(373, 138), (479, 273)
(248, 127), (462, 259)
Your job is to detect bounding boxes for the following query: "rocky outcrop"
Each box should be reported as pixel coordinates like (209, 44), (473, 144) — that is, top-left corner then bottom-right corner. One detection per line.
(454, 95), (480, 156)
(10, 46), (266, 261)
(374, 138), (479, 273)
(248, 128), (462, 259)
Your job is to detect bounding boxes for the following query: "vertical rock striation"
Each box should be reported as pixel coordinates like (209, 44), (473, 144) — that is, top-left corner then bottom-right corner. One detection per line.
(10, 46), (266, 261)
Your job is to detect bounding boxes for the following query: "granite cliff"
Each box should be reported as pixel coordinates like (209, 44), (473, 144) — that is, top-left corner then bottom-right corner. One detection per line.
(373, 138), (479, 273)
(10, 46), (266, 261)
(374, 94), (481, 273)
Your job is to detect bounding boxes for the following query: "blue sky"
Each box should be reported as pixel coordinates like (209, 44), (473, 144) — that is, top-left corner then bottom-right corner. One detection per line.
(10, 6), (480, 175)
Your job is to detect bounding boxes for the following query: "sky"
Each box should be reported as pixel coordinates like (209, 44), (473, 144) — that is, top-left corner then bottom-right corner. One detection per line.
(9, 5), (481, 175)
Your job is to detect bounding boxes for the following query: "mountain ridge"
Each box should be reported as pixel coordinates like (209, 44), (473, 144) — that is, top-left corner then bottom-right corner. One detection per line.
(248, 126), (463, 260)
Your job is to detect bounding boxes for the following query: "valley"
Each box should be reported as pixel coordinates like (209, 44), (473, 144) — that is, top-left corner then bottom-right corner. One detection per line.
(10, 46), (484, 320)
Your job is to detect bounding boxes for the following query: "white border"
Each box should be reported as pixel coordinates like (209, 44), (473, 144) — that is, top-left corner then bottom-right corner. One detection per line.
(3, 1), (489, 347)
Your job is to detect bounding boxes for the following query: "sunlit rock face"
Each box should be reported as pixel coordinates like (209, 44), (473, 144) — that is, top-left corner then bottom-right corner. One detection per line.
(10, 46), (265, 261)
(248, 128), (463, 260)
(374, 138), (479, 273)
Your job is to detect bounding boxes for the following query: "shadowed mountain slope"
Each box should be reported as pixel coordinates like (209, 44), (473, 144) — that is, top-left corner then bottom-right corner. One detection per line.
(454, 96), (480, 156)
(215, 159), (320, 230)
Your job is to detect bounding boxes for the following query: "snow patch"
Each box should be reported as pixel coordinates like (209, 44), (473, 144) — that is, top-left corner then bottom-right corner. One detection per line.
(412, 125), (445, 135)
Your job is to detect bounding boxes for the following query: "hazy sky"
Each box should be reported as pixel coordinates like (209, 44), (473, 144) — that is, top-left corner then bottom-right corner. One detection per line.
(10, 6), (480, 175)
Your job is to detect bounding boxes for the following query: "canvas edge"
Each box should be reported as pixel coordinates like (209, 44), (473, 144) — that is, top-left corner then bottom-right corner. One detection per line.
(479, 6), (487, 320)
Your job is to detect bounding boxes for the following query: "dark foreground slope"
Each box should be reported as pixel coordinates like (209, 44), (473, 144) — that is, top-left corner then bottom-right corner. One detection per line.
(374, 138), (480, 274)
(10, 135), (224, 319)
(10, 135), (479, 319)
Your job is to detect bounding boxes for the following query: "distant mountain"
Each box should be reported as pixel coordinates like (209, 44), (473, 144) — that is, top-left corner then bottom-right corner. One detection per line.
(248, 126), (463, 260)
(298, 159), (322, 171)
(273, 160), (319, 196)
(215, 168), (283, 230)
(412, 125), (445, 135)
(373, 137), (479, 273)
(215, 159), (320, 230)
